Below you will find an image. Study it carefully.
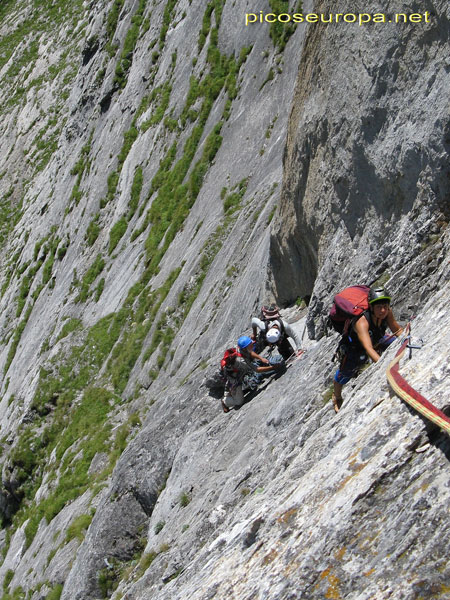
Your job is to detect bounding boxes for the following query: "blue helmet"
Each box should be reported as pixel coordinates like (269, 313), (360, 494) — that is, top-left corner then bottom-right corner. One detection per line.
(237, 336), (253, 349)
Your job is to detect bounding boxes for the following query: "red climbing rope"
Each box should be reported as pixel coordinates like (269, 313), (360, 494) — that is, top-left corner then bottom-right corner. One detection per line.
(386, 324), (450, 435)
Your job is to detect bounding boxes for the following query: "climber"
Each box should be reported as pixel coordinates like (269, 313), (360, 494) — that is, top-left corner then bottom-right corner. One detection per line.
(251, 308), (302, 360)
(220, 348), (257, 413)
(333, 286), (403, 413)
(237, 336), (286, 374)
(219, 339), (283, 413)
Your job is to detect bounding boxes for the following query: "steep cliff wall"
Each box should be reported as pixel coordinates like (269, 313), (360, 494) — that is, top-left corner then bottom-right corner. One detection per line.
(270, 0), (450, 333)
(0, 1), (449, 599)
(0, 0), (308, 596)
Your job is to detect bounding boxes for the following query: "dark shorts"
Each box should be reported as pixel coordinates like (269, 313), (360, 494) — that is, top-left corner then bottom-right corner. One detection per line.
(334, 346), (368, 385)
(334, 334), (395, 385)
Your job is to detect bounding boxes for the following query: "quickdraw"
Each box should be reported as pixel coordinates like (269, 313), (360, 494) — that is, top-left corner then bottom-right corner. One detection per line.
(386, 323), (450, 435)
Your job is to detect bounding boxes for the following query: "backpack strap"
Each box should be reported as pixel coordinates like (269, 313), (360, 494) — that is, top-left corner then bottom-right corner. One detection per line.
(363, 309), (388, 344)
(264, 318), (285, 340)
(343, 313), (364, 336)
(260, 305), (281, 322)
(343, 312), (367, 343)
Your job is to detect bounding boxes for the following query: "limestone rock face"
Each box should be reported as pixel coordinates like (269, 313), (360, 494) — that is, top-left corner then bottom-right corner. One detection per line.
(0, 1), (448, 599)
(270, 0), (450, 324)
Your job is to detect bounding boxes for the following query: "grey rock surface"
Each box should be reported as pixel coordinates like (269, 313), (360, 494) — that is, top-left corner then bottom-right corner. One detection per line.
(270, 0), (450, 323)
(0, 0), (448, 599)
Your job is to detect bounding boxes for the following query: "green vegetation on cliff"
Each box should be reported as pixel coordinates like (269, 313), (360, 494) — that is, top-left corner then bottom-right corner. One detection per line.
(0, 0), (259, 591)
(268, 0), (302, 51)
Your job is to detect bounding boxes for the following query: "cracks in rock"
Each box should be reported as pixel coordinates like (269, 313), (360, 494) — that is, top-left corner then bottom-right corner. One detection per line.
(233, 471), (252, 492)
(100, 88), (114, 113)
(350, 456), (415, 509)
(130, 486), (158, 518)
(82, 36), (100, 66)
(395, 401), (450, 462)
(242, 517), (264, 549)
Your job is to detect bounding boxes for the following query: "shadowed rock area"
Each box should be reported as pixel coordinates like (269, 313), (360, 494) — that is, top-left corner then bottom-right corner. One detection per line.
(0, 1), (448, 599)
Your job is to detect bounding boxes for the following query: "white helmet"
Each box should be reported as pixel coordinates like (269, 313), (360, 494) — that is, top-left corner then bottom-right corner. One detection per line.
(266, 327), (281, 343)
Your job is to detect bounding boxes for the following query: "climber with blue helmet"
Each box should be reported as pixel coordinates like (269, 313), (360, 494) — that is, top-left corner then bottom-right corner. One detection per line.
(237, 336), (269, 365)
(237, 336), (286, 374)
(220, 335), (286, 414)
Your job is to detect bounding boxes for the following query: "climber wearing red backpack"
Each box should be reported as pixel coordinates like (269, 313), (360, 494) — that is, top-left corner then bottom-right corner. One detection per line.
(220, 347), (260, 413)
(331, 286), (403, 413)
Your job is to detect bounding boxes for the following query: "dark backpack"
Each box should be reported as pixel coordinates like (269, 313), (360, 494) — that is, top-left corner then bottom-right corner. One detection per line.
(260, 305), (281, 321)
(259, 305), (285, 339)
(328, 285), (370, 335)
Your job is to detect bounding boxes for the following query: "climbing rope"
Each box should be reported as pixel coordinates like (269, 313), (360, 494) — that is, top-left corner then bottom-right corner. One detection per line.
(386, 323), (450, 435)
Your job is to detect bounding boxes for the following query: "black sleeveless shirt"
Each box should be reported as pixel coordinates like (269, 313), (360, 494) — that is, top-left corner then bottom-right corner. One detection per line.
(347, 310), (387, 349)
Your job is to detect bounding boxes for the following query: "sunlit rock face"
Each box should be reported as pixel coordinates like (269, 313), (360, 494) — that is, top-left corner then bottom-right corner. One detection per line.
(0, 0), (448, 599)
(270, 1), (450, 322)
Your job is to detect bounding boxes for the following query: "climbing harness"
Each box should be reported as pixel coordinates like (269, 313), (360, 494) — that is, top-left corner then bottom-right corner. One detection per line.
(386, 323), (450, 435)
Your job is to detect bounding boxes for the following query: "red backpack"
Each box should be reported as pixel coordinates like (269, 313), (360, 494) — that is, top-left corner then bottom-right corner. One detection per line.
(328, 285), (370, 335)
(220, 347), (241, 371)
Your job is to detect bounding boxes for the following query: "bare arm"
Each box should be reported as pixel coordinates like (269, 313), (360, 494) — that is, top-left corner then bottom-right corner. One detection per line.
(244, 358), (273, 373)
(256, 364), (277, 373)
(386, 309), (403, 336)
(248, 348), (269, 365)
(354, 316), (381, 363)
